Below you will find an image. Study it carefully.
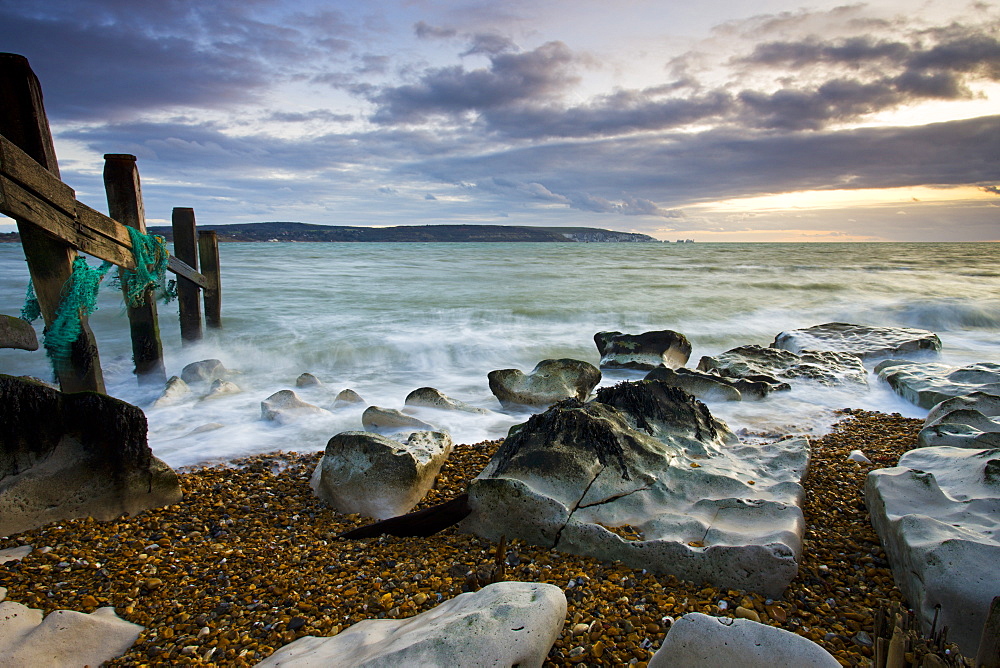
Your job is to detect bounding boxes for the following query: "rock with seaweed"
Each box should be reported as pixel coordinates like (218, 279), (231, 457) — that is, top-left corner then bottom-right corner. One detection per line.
(461, 380), (809, 597)
(876, 360), (1000, 409)
(488, 358), (601, 408)
(594, 330), (692, 370)
(865, 446), (1000, 657)
(0, 374), (182, 536)
(772, 322), (942, 360)
(698, 344), (867, 386)
(311, 430), (453, 520)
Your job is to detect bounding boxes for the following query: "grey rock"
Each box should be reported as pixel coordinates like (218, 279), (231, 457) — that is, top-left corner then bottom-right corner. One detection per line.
(649, 612), (839, 667)
(644, 367), (743, 401)
(772, 322), (941, 360)
(201, 379), (241, 401)
(875, 360), (1000, 409)
(488, 359), (601, 408)
(260, 390), (330, 423)
(180, 359), (228, 384)
(404, 387), (490, 414)
(254, 582), (566, 668)
(918, 409), (1000, 449)
(362, 406), (437, 435)
(698, 344), (867, 386)
(332, 388), (365, 408)
(865, 446), (1000, 657)
(0, 374), (182, 536)
(310, 430), (453, 520)
(462, 381), (809, 597)
(0, 314), (38, 351)
(295, 373), (322, 387)
(595, 330), (692, 370)
(926, 392), (1000, 424)
(152, 376), (191, 408)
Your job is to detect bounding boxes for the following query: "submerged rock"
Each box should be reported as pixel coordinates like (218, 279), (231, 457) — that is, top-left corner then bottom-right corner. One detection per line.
(0, 374), (182, 536)
(180, 359), (228, 385)
(772, 322), (941, 360)
(595, 330), (692, 370)
(698, 344), (867, 386)
(865, 446), (1000, 657)
(311, 430), (453, 520)
(201, 379), (241, 401)
(295, 372), (322, 387)
(332, 388), (365, 408)
(152, 376), (191, 408)
(260, 390), (330, 423)
(404, 387), (490, 414)
(362, 406), (437, 435)
(462, 380), (809, 596)
(254, 581), (566, 668)
(488, 359), (601, 408)
(876, 360), (1000, 409)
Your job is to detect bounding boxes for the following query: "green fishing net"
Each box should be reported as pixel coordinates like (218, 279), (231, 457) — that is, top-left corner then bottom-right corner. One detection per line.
(20, 228), (175, 374)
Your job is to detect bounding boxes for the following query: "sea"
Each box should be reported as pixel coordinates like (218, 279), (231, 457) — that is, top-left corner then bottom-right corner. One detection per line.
(2, 241), (999, 468)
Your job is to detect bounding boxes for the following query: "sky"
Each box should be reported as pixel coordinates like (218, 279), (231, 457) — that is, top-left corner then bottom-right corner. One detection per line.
(0, 0), (998, 241)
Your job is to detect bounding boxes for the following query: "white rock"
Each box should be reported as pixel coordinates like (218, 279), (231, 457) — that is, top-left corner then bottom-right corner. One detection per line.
(362, 406), (437, 435)
(865, 447), (1000, 656)
(648, 612), (840, 667)
(254, 581), (566, 668)
(876, 360), (1000, 409)
(152, 375), (191, 408)
(772, 322), (941, 360)
(918, 392), (1000, 449)
(848, 450), (873, 465)
(311, 430), (453, 520)
(201, 379), (242, 401)
(261, 390), (330, 424)
(0, 545), (32, 564)
(0, 601), (143, 668)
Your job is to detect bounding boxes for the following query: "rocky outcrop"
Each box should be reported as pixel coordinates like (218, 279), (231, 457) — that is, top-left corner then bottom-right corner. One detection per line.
(595, 330), (692, 370)
(405, 387), (490, 414)
(362, 406), (437, 435)
(643, 367), (780, 401)
(698, 345), (867, 386)
(462, 380), (809, 596)
(488, 359), (601, 408)
(876, 361), (1000, 409)
(260, 390), (330, 423)
(311, 430), (453, 520)
(152, 376), (191, 408)
(0, 314), (37, 350)
(918, 392), (1000, 449)
(0, 598), (144, 667)
(254, 582), (566, 668)
(772, 322), (941, 360)
(0, 374), (182, 536)
(865, 447), (1000, 657)
(649, 612), (839, 667)
(180, 359), (229, 384)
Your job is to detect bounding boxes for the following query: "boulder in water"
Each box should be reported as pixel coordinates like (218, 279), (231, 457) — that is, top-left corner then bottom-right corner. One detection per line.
(488, 359), (601, 408)
(180, 359), (229, 384)
(404, 387), (491, 414)
(332, 388), (365, 408)
(253, 581), (565, 668)
(311, 430), (453, 520)
(462, 380), (809, 597)
(261, 390), (330, 423)
(152, 376), (191, 408)
(201, 379), (242, 401)
(876, 360), (1000, 409)
(362, 406), (438, 435)
(644, 367), (743, 402)
(865, 446), (1000, 657)
(295, 372), (322, 387)
(772, 322), (941, 360)
(595, 330), (692, 370)
(698, 344), (867, 386)
(0, 374), (182, 536)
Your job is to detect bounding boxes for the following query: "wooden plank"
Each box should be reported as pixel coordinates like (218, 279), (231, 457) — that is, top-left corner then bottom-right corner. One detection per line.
(172, 207), (202, 342)
(105, 153), (166, 386)
(0, 134), (76, 215)
(167, 255), (209, 289)
(0, 53), (104, 393)
(198, 230), (222, 328)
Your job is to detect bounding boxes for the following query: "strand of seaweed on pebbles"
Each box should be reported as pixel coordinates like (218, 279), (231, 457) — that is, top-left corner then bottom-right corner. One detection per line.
(1, 408), (972, 667)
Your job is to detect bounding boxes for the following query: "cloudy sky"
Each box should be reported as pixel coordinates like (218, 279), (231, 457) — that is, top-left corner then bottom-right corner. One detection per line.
(1, 0), (998, 241)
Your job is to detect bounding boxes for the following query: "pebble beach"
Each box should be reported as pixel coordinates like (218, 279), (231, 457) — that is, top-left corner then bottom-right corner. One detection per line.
(0, 409), (935, 667)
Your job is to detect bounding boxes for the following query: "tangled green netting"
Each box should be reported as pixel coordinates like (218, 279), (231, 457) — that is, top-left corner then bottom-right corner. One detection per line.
(21, 228), (175, 374)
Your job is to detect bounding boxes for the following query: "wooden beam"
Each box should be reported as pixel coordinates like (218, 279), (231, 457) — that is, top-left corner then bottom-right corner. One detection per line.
(0, 53), (104, 393)
(198, 230), (222, 328)
(167, 255), (209, 289)
(172, 207), (203, 343)
(104, 153), (166, 386)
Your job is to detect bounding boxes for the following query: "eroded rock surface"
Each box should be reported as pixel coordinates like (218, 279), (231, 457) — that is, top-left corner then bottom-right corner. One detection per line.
(876, 361), (1000, 409)
(865, 447), (1000, 656)
(772, 322), (941, 360)
(488, 359), (601, 408)
(644, 367), (780, 401)
(311, 430), (452, 520)
(254, 582), (565, 668)
(0, 374), (182, 536)
(362, 406), (437, 435)
(595, 330), (692, 370)
(462, 380), (809, 596)
(698, 345), (866, 386)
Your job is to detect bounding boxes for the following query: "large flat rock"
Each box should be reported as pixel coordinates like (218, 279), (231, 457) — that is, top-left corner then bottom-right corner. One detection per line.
(876, 360), (1000, 409)
(254, 581), (566, 668)
(865, 446), (1000, 657)
(462, 381), (809, 597)
(772, 322), (941, 360)
(698, 344), (867, 386)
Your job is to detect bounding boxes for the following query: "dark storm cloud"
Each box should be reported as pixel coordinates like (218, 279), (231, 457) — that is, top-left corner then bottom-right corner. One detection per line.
(370, 41), (578, 123)
(414, 21), (458, 40)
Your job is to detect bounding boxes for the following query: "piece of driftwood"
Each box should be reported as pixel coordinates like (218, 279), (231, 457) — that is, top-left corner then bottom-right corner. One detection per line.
(338, 493), (471, 539)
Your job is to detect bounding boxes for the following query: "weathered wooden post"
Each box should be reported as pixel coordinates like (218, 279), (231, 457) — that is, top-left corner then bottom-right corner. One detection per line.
(103, 154), (167, 386)
(171, 207), (203, 342)
(0, 53), (105, 393)
(198, 230), (222, 328)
